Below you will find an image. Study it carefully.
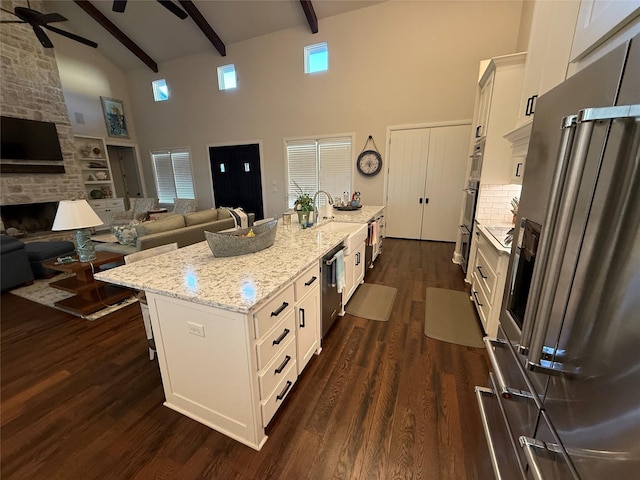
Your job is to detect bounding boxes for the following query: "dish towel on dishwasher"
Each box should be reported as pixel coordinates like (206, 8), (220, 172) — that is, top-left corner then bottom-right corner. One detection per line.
(335, 249), (346, 293)
(369, 221), (378, 246)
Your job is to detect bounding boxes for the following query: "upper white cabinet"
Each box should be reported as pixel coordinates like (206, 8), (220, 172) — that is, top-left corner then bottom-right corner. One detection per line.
(474, 53), (526, 185)
(570, 0), (640, 62)
(515, 1), (581, 129)
(474, 72), (494, 140)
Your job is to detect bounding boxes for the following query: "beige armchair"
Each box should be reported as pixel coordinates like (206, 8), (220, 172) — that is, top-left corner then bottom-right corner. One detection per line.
(111, 197), (159, 225)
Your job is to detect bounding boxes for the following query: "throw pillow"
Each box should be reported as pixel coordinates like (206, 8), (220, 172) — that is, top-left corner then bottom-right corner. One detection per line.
(112, 224), (138, 246)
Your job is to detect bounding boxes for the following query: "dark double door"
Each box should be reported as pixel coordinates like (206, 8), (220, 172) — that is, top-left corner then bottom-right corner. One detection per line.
(209, 144), (264, 220)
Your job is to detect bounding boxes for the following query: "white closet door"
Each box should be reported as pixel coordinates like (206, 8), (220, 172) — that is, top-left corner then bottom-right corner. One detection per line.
(385, 128), (430, 239)
(421, 124), (471, 241)
(386, 124), (470, 241)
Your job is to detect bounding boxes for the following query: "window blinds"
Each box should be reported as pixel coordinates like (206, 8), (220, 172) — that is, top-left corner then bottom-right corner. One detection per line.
(151, 149), (195, 204)
(286, 137), (351, 208)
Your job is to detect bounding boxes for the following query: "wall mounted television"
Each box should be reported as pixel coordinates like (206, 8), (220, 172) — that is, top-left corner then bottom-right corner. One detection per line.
(1, 116), (65, 173)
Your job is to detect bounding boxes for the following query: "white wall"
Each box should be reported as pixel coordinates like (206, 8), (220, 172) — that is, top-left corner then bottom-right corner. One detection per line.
(56, 1), (524, 219)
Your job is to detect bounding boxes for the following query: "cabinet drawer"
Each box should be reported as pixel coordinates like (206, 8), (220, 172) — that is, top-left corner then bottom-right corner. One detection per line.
(89, 200), (106, 209)
(471, 277), (491, 332)
(475, 247), (498, 300)
(253, 284), (295, 338)
(258, 335), (296, 400)
(105, 199), (124, 209)
(261, 360), (297, 427)
(255, 311), (295, 370)
(294, 263), (320, 301)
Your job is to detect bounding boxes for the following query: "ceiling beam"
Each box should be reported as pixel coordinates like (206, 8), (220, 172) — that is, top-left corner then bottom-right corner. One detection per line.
(73, 0), (159, 72)
(299, 1), (318, 34)
(178, 1), (226, 57)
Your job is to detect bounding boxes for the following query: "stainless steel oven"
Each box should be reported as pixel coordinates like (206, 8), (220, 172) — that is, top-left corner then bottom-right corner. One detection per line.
(460, 180), (479, 272)
(469, 139), (484, 181)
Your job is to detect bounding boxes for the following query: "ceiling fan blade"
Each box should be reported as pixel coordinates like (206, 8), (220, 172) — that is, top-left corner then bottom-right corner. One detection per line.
(44, 24), (98, 48)
(113, 1), (127, 13)
(32, 24), (53, 48)
(157, 0), (188, 19)
(39, 12), (67, 24)
(0, 20), (27, 24)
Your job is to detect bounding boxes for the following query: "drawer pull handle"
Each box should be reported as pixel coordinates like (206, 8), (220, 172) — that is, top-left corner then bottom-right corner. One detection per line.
(304, 276), (317, 286)
(300, 308), (305, 328)
(272, 328), (290, 346)
(275, 355), (291, 374)
(477, 265), (488, 279)
(277, 380), (293, 401)
(270, 302), (289, 317)
(472, 290), (483, 307)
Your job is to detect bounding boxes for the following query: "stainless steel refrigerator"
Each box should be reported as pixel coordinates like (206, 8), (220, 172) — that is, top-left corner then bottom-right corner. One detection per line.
(475, 34), (640, 480)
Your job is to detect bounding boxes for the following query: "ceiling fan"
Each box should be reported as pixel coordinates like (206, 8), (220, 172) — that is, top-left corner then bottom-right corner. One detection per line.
(112, 0), (188, 20)
(0, 2), (97, 49)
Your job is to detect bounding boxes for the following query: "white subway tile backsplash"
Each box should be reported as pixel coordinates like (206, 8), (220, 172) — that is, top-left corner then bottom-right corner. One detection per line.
(476, 184), (522, 224)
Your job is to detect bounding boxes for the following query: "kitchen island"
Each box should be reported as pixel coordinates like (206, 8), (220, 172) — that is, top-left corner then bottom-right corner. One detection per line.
(95, 207), (384, 450)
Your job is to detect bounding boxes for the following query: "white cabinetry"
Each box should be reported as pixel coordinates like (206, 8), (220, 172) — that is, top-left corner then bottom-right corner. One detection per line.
(474, 53), (526, 185)
(474, 71), (494, 140)
(343, 241), (365, 305)
(570, 0), (640, 62)
(88, 198), (125, 230)
(515, 1), (581, 129)
(147, 266), (322, 451)
(469, 227), (510, 338)
(293, 263), (320, 374)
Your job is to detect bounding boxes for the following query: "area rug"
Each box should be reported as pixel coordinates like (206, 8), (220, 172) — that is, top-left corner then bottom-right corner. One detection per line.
(10, 273), (138, 321)
(424, 288), (484, 348)
(345, 283), (397, 322)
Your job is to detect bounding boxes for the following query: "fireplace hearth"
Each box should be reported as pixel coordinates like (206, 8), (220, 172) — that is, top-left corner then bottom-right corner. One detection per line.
(0, 202), (59, 236)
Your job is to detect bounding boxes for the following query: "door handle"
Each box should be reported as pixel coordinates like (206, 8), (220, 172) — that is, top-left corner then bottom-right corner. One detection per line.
(419, 198), (423, 204)
(299, 308), (305, 328)
(424, 198), (429, 204)
(475, 125), (482, 138)
(476, 265), (488, 279)
(515, 162), (522, 177)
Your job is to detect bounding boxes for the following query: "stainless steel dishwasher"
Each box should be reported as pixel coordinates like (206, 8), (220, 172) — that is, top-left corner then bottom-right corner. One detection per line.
(321, 243), (344, 338)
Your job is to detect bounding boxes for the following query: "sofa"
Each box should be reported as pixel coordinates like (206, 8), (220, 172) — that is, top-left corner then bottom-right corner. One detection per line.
(1, 234), (35, 291)
(95, 208), (255, 255)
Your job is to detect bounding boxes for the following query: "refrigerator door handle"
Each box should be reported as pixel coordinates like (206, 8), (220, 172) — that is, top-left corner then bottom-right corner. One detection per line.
(519, 115), (577, 356)
(520, 436), (578, 480)
(528, 115), (596, 367)
(484, 338), (541, 404)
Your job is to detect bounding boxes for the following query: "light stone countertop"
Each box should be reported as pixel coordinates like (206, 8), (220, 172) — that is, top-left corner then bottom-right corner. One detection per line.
(94, 206), (384, 314)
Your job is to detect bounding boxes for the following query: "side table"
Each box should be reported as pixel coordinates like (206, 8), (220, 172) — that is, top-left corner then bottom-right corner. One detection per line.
(43, 251), (131, 316)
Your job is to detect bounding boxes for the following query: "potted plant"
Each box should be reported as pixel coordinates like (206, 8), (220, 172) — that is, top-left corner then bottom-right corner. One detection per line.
(291, 182), (314, 225)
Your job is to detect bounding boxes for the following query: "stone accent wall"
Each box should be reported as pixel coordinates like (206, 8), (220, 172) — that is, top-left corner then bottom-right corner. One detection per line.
(0, 0), (84, 206)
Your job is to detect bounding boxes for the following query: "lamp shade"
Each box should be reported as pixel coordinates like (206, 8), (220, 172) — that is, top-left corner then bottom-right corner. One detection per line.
(52, 199), (104, 231)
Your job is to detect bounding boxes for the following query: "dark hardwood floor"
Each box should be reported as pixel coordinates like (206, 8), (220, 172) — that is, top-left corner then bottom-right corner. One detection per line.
(1, 239), (491, 480)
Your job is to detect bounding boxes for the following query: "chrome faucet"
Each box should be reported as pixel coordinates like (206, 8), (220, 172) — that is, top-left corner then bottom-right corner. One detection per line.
(313, 190), (334, 224)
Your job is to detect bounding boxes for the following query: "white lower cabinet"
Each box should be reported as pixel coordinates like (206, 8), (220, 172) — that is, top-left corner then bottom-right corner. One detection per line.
(294, 263), (320, 374)
(147, 269), (321, 451)
(470, 228), (510, 337)
(343, 241), (365, 306)
(88, 198), (125, 230)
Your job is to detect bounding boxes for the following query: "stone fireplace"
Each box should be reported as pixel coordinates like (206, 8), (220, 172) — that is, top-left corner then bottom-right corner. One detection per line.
(0, 0), (84, 208)
(1, 202), (58, 235)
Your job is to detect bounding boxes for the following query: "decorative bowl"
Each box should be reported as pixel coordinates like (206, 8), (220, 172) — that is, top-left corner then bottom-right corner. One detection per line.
(90, 189), (104, 199)
(205, 219), (278, 257)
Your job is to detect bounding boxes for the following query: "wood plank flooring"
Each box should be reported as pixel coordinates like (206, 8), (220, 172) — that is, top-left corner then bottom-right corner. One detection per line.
(1, 239), (491, 479)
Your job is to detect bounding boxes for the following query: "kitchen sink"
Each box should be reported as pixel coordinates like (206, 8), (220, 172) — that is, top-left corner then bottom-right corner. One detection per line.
(317, 221), (367, 254)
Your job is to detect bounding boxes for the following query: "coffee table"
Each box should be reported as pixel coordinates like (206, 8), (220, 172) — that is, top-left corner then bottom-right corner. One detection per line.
(43, 251), (131, 316)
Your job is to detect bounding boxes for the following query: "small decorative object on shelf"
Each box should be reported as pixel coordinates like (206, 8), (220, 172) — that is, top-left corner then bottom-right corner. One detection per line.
(93, 147), (101, 156)
(81, 145), (92, 157)
(100, 186), (112, 198)
(95, 171), (108, 180)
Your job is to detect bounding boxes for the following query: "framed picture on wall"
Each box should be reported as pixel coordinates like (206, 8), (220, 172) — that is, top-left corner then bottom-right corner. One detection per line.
(101, 97), (129, 138)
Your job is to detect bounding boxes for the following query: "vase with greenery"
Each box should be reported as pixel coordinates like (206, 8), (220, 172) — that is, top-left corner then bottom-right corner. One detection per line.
(291, 181), (314, 225)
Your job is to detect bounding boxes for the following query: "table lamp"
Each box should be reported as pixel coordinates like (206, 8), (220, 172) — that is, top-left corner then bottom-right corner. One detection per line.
(52, 199), (104, 262)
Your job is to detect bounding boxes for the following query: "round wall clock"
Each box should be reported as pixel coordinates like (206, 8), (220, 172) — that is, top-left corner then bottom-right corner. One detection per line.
(357, 150), (382, 176)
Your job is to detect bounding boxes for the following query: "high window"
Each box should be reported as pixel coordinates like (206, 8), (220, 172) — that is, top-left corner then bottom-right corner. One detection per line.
(286, 136), (352, 208)
(152, 79), (169, 101)
(217, 64), (237, 90)
(151, 148), (195, 204)
(304, 42), (328, 74)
